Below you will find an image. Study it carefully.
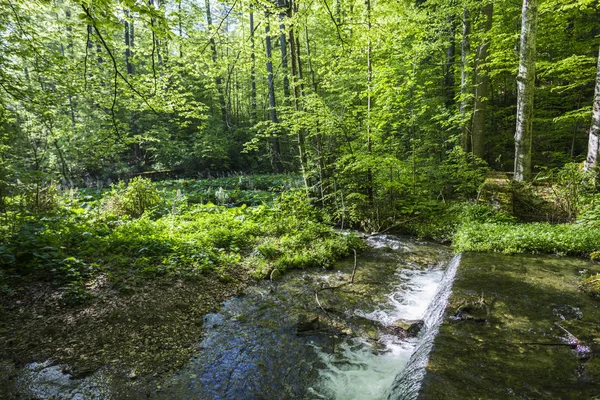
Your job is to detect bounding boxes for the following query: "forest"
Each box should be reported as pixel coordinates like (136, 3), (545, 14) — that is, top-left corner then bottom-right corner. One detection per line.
(1, 0), (600, 397)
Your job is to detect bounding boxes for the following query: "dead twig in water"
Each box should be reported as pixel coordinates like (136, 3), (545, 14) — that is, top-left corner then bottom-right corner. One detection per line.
(350, 249), (358, 284)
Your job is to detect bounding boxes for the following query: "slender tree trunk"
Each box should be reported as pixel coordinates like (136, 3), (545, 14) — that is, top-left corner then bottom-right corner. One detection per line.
(278, 9), (290, 100)
(514, 0), (538, 181)
(250, 11), (257, 122)
(288, 6), (309, 193)
(366, 0), (373, 206)
(149, 0), (162, 68)
(265, 14), (280, 171)
(178, 0), (183, 58)
(460, 7), (471, 152)
(124, 10), (141, 166)
(471, 3), (492, 160)
(295, 33), (305, 96)
(304, 23), (325, 200)
(584, 45), (600, 172)
(444, 16), (456, 107)
(124, 10), (134, 75)
(305, 25), (317, 93)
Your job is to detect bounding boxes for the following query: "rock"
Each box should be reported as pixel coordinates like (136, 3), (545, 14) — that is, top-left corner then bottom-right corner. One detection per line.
(296, 314), (319, 333)
(477, 171), (513, 214)
(387, 319), (424, 338)
(127, 369), (137, 380)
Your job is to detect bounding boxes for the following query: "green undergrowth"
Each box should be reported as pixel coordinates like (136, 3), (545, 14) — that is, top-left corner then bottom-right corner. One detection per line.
(0, 178), (361, 304)
(453, 204), (600, 257)
(157, 173), (303, 206)
(454, 221), (600, 256)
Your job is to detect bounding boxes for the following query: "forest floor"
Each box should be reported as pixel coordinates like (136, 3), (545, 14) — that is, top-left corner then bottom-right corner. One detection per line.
(0, 266), (252, 381)
(0, 175), (364, 386)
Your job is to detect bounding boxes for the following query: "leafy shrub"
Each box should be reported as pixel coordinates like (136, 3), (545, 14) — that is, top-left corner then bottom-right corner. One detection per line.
(103, 177), (162, 218)
(579, 273), (600, 297)
(1, 176), (362, 294)
(577, 194), (600, 228)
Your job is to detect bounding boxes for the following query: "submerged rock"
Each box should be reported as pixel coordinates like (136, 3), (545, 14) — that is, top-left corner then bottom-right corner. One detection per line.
(296, 314), (320, 333)
(387, 320), (424, 338)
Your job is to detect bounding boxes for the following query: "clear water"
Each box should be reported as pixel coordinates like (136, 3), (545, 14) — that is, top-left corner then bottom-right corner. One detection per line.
(5, 235), (454, 399)
(309, 265), (448, 400)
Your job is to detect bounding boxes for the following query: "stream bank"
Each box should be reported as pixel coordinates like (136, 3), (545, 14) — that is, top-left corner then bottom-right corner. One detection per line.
(0, 267), (250, 394)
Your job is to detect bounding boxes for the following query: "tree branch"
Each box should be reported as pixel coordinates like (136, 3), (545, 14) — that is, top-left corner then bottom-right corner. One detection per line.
(81, 4), (160, 118)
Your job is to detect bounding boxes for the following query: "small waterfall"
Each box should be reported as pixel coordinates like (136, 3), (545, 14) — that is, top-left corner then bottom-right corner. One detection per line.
(386, 253), (461, 400)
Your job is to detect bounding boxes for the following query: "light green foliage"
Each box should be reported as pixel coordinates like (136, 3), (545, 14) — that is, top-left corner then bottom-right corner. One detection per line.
(461, 203), (516, 224)
(0, 179), (361, 300)
(454, 221), (600, 256)
(103, 177), (162, 218)
(579, 272), (600, 297)
(538, 163), (597, 221)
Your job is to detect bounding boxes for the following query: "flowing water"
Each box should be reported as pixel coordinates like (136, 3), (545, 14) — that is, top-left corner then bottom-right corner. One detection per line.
(3, 235), (457, 399)
(385, 254), (460, 400)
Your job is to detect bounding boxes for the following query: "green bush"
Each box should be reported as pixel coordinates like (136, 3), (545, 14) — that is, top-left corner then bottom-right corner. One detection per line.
(579, 273), (600, 297)
(0, 176), (363, 294)
(103, 177), (162, 218)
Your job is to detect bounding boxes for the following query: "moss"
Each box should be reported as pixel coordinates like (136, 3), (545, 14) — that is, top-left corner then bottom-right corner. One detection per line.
(420, 253), (600, 399)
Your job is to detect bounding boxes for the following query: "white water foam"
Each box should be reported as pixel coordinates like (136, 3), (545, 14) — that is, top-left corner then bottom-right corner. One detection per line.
(386, 254), (462, 400)
(309, 263), (448, 400)
(360, 267), (446, 325)
(364, 235), (414, 252)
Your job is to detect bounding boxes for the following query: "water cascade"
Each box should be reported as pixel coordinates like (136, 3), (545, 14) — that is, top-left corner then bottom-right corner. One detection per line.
(385, 254), (462, 400)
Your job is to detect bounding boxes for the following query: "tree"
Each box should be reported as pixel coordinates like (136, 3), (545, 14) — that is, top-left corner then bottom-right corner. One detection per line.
(471, 2), (493, 160)
(514, 0), (538, 181)
(584, 45), (600, 172)
(459, 7), (471, 153)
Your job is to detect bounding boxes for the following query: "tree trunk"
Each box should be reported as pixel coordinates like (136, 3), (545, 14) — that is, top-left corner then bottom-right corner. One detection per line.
(265, 14), (281, 171)
(304, 23), (326, 200)
(250, 11), (257, 121)
(287, 5), (309, 193)
(584, 45), (600, 172)
(178, 0), (183, 58)
(514, 0), (538, 181)
(460, 7), (471, 152)
(444, 16), (456, 107)
(149, 0), (162, 69)
(471, 3), (492, 160)
(366, 0), (373, 206)
(278, 9), (290, 100)
(124, 10), (134, 75)
(124, 10), (140, 166)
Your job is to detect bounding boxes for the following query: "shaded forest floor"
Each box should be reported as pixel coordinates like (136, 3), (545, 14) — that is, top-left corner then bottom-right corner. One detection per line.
(0, 267), (250, 380)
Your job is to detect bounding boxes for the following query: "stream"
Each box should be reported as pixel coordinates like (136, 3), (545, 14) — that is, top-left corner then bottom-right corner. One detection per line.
(3, 235), (457, 399)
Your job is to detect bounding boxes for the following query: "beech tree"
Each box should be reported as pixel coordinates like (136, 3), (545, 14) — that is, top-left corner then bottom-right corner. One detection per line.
(584, 45), (600, 172)
(471, 2), (493, 159)
(514, 0), (538, 181)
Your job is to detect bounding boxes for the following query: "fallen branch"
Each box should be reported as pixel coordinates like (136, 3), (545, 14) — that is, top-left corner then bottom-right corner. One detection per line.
(515, 342), (577, 348)
(350, 249), (358, 283)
